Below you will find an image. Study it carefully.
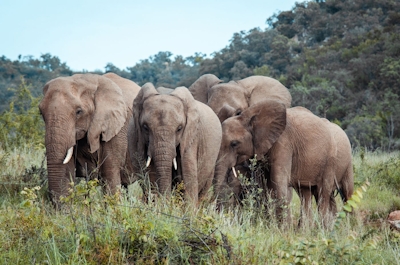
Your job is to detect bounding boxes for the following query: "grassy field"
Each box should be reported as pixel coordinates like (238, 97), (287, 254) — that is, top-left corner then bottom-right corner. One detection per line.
(1, 146), (400, 264)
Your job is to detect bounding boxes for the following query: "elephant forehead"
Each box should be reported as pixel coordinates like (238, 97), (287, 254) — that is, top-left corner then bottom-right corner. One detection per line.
(222, 118), (248, 138)
(43, 77), (94, 102)
(41, 88), (81, 113)
(142, 96), (185, 124)
(208, 86), (247, 111)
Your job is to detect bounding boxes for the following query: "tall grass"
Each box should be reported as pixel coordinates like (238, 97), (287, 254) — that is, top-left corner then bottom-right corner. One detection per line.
(0, 146), (400, 264)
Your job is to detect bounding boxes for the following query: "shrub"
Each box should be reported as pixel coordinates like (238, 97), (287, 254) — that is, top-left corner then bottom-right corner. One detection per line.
(0, 78), (44, 151)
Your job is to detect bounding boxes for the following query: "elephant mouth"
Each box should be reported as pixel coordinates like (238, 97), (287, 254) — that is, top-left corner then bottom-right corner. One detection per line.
(76, 130), (87, 140)
(144, 144), (181, 173)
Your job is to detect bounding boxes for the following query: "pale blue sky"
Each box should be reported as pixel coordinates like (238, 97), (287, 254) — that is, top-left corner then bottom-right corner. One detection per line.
(1, 0), (299, 71)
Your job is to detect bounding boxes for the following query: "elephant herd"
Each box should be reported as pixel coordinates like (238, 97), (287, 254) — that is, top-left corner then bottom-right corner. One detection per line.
(38, 72), (354, 226)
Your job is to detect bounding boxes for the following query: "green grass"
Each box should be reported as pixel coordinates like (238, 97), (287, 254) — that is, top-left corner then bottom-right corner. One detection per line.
(1, 146), (400, 264)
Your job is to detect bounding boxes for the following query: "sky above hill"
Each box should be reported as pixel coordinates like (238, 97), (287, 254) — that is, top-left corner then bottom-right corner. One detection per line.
(1, 0), (299, 71)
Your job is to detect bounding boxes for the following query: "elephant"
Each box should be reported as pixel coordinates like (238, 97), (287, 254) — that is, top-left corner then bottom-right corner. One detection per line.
(127, 83), (222, 205)
(189, 74), (291, 122)
(299, 119), (354, 225)
(38, 72), (140, 205)
(189, 74), (292, 205)
(214, 99), (353, 226)
(188, 73), (223, 104)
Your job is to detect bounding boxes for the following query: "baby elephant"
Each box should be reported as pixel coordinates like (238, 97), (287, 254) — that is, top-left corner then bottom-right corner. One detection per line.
(128, 83), (222, 205)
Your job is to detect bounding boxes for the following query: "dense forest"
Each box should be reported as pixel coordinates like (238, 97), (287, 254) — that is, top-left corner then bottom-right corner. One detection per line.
(1, 0), (399, 150)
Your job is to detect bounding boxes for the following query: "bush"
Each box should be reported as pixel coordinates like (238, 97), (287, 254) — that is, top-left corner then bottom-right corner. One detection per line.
(0, 78), (44, 151)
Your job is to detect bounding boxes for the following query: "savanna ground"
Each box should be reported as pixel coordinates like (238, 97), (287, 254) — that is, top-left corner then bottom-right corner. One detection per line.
(1, 145), (400, 264)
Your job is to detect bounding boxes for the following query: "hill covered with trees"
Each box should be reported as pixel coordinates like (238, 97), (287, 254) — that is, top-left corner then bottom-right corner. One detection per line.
(1, 0), (399, 150)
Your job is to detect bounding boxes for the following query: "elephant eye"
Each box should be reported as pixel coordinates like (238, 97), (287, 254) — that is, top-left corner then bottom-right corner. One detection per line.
(230, 140), (239, 148)
(177, 125), (182, 132)
(143, 124), (149, 132)
(235, 109), (242, 116)
(76, 108), (83, 116)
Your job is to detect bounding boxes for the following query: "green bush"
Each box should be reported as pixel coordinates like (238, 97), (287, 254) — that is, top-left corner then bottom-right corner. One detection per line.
(0, 78), (44, 151)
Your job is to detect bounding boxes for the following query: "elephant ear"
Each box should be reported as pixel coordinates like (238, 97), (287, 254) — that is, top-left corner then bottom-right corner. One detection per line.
(171, 87), (200, 154)
(188, 74), (222, 103)
(87, 76), (127, 153)
(240, 99), (287, 158)
(131, 83), (159, 160)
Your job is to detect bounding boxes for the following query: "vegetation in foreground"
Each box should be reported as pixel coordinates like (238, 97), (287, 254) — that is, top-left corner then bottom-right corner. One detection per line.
(1, 144), (400, 264)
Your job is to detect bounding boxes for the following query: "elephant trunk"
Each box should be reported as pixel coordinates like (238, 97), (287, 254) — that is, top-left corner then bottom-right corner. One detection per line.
(46, 162), (73, 205)
(147, 128), (179, 195)
(214, 161), (232, 206)
(153, 150), (174, 195)
(44, 119), (76, 205)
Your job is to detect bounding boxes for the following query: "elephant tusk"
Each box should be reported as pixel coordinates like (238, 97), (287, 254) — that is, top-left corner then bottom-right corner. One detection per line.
(63, 147), (74, 164)
(146, 156), (152, 168)
(232, 167), (237, 178)
(173, 157), (177, 170)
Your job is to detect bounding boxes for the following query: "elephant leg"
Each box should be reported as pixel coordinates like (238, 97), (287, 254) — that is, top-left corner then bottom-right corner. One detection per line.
(284, 187), (293, 226)
(101, 158), (122, 194)
(121, 151), (136, 188)
(329, 191), (338, 216)
(298, 187), (314, 228)
(269, 154), (292, 223)
(316, 185), (335, 227)
(100, 141), (124, 195)
(181, 153), (199, 205)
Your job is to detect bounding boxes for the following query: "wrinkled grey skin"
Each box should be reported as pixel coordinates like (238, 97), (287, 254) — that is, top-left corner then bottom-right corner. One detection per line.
(298, 118), (354, 226)
(189, 74), (292, 208)
(39, 73), (140, 206)
(189, 74), (291, 122)
(128, 83), (222, 205)
(215, 100), (353, 226)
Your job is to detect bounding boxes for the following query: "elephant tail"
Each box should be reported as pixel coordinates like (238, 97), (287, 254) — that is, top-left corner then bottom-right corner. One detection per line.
(335, 166), (354, 203)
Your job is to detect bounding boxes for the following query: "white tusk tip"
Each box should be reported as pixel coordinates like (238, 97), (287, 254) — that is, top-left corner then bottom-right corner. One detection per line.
(232, 167), (237, 178)
(146, 156), (152, 168)
(63, 147), (74, 164)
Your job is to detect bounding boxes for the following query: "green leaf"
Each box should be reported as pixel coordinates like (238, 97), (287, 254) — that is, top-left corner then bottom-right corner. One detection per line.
(337, 211), (346, 218)
(352, 194), (361, 203)
(343, 204), (352, 212)
(347, 199), (358, 209)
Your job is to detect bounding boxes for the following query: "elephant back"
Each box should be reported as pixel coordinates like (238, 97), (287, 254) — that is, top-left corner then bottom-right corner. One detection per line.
(103, 72), (141, 110)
